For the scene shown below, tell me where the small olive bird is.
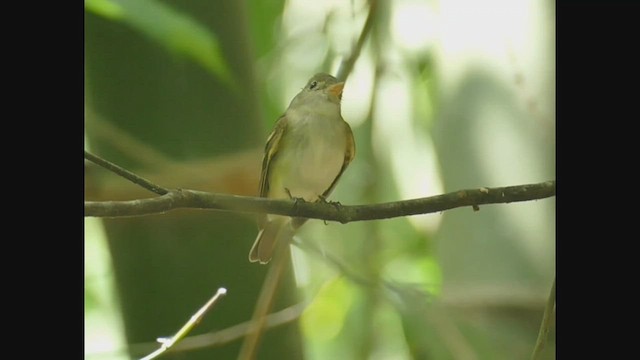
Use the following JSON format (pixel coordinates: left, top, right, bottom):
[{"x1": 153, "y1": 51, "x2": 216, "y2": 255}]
[{"x1": 249, "y1": 73, "x2": 356, "y2": 264}]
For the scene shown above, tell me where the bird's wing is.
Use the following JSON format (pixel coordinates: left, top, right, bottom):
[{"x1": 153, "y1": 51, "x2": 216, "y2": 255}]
[
  {"x1": 257, "y1": 116, "x2": 288, "y2": 227},
  {"x1": 259, "y1": 115, "x2": 288, "y2": 198}
]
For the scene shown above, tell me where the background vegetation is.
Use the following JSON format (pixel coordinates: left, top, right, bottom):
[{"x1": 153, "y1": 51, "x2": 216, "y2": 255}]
[{"x1": 84, "y1": 0, "x2": 555, "y2": 359}]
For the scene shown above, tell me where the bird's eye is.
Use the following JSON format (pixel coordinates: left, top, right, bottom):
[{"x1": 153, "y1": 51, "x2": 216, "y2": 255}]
[{"x1": 309, "y1": 81, "x2": 318, "y2": 90}]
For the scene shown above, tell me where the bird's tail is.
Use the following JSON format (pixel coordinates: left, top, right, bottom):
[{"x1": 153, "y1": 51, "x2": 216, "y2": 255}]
[{"x1": 249, "y1": 216, "x2": 293, "y2": 264}]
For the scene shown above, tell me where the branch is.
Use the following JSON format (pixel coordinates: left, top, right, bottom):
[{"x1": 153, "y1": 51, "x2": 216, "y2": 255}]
[
  {"x1": 530, "y1": 277, "x2": 556, "y2": 360},
  {"x1": 237, "y1": 240, "x2": 291, "y2": 360},
  {"x1": 336, "y1": 0, "x2": 377, "y2": 82},
  {"x1": 97, "y1": 302, "x2": 307, "y2": 358},
  {"x1": 84, "y1": 150, "x2": 169, "y2": 195},
  {"x1": 140, "y1": 287, "x2": 227, "y2": 360},
  {"x1": 156, "y1": 301, "x2": 306, "y2": 353},
  {"x1": 293, "y1": 237, "x2": 378, "y2": 288},
  {"x1": 85, "y1": 181, "x2": 556, "y2": 221}
]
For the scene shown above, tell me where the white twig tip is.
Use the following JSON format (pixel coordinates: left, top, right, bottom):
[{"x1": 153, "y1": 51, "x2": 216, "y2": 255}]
[{"x1": 218, "y1": 287, "x2": 227, "y2": 295}]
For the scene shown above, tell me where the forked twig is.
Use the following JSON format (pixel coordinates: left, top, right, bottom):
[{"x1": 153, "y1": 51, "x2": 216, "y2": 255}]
[
  {"x1": 140, "y1": 287, "x2": 227, "y2": 360},
  {"x1": 84, "y1": 150, "x2": 169, "y2": 195}
]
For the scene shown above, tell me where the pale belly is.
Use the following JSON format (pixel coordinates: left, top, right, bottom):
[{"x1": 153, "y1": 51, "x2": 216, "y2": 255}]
[{"x1": 268, "y1": 118, "x2": 347, "y2": 202}]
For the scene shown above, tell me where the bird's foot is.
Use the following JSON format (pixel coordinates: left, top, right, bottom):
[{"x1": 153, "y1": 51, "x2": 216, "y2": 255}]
[
  {"x1": 317, "y1": 194, "x2": 342, "y2": 210},
  {"x1": 285, "y1": 188, "x2": 306, "y2": 210}
]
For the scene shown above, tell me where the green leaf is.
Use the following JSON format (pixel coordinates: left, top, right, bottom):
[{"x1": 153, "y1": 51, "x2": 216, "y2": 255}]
[
  {"x1": 301, "y1": 277, "x2": 354, "y2": 342},
  {"x1": 85, "y1": 0, "x2": 234, "y2": 87},
  {"x1": 85, "y1": 0, "x2": 124, "y2": 19}
]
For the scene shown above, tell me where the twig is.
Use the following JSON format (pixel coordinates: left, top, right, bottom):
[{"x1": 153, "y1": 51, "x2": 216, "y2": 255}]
[
  {"x1": 125, "y1": 301, "x2": 308, "y2": 356},
  {"x1": 84, "y1": 150, "x2": 169, "y2": 195},
  {"x1": 296, "y1": 237, "x2": 476, "y2": 359},
  {"x1": 84, "y1": 181, "x2": 556, "y2": 220},
  {"x1": 336, "y1": 0, "x2": 377, "y2": 82},
  {"x1": 293, "y1": 238, "x2": 378, "y2": 288},
  {"x1": 531, "y1": 278, "x2": 556, "y2": 360},
  {"x1": 140, "y1": 287, "x2": 227, "y2": 360}
]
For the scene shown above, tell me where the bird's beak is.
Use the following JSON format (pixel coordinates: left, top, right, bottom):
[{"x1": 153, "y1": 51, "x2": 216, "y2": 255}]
[{"x1": 327, "y1": 82, "x2": 345, "y2": 99}]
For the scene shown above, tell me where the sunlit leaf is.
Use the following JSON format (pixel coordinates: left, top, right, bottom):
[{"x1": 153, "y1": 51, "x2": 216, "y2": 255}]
[
  {"x1": 301, "y1": 277, "x2": 354, "y2": 342},
  {"x1": 85, "y1": 0, "x2": 124, "y2": 20}
]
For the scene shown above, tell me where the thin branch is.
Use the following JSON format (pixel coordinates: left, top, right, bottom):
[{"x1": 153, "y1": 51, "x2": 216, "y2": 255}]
[
  {"x1": 335, "y1": 0, "x2": 377, "y2": 82},
  {"x1": 140, "y1": 287, "x2": 227, "y2": 360},
  {"x1": 84, "y1": 181, "x2": 556, "y2": 221},
  {"x1": 297, "y1": 237, "x2": 477, "y2": 359},
  {"x1": 295, "y1": 237, "x2": 432, "y2": 307},
  {"x1": 441, "y1": 285, "x2": 548, "y2": 310},
  {"x1": 95, "y1": 302, "x2": 307, "y2": 358},
  {"x1": 531, "y1": 277, "x2": 556, "y2": 360},
  {"x1": 84, "y1": 150, "x2": 169, "y2": 195},
  {"x1": 237, "y1": 238, "x2": 291, "y2": 360},
  {"x1": 293, "y1": 237, "x2": 378, "y2": 288}
]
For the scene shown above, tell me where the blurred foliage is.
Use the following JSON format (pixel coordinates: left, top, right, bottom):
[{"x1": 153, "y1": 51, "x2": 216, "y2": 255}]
[
  {"x1": 85, "y1": 0, "x2": 234, "y2": 87},
  {"x1": 245, "y1": 0, "x2": 285, "y2": 59},
  {"x1": 85, "y1": 0, "x2": 555, "y2": 359}
]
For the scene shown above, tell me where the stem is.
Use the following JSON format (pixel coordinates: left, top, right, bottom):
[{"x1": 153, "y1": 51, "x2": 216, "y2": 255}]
[
  {"x1": 336, "y1": 0, "x2": 377, "y2": 82},
  {"x1": 140, "y1": 287, "x2": 227, "y2": 360},
  {"x1": 237, "y1": 238, "x2": 291, "y2": 359},
  {"x1": 84, "y1": 150, "x2": 169, "y2": 195},
  {"x1": 531, "y1": 278, "x2": 556, "y2": 360}
]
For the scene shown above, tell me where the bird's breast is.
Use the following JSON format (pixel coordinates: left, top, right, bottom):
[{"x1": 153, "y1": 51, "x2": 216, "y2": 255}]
[{"x1": 271, "y1": 112, "x2": 347, "y2": 201}]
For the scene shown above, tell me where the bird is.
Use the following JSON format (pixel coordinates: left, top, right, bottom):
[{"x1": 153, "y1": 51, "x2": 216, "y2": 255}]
[{"x1": 249, "y1": 73, "x2": 356, "y2": 264}]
